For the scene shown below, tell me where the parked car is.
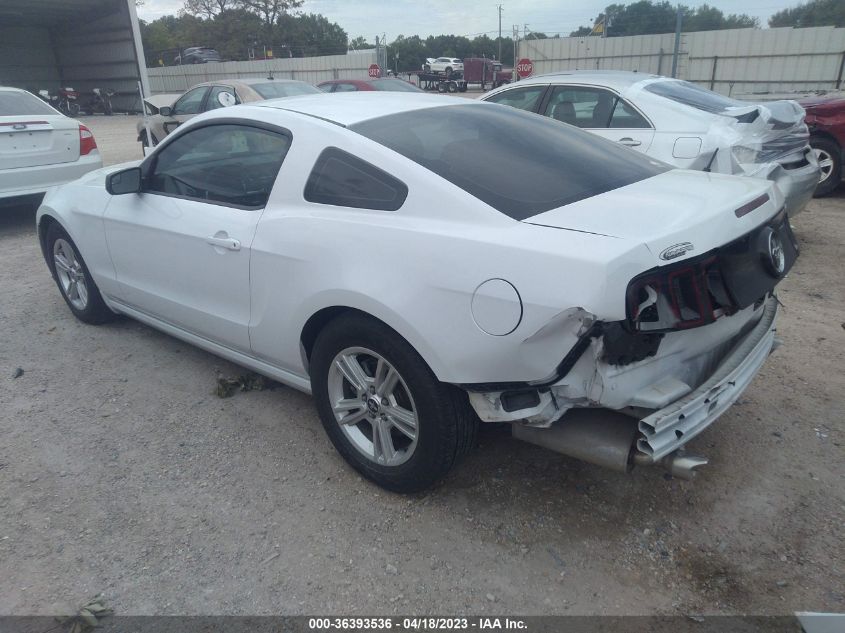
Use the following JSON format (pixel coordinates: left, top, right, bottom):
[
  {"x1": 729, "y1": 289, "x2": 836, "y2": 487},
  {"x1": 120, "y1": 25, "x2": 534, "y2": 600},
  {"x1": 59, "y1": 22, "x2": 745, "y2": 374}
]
[
  {"x1": 1, "y1": 87, "x2": 101, "y2": 207},
  {"x1": 176, "y1": 47, "x2": 222, "y2": 64},
  {"x1": 798, "y1": 94, "x2": 845, "y2": 197},
  {"x1": 423, "y1": 57, "x2": 463, "y2": 76},
  {"x1": 39, "y1": 94, "x2": 795, "y2": 491},
  {"x1": 318, "y1": 78, "x2": 422, "y2": 93},
  {"x1": 136, "y1": 78, "x2": 321, "y2": 147},
  {"x1": 483, "y1": 71, "x2": 820, "y2": 216}
]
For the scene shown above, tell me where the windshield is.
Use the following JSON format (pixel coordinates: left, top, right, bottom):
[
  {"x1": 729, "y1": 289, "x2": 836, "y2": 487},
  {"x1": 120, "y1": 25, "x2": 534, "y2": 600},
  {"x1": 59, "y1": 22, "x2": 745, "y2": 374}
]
[
  {"x1": 351, "y1": 103, "x2": 668, "y2": 220},
  {"x1": 0, "y1": 90, "x2": 59, "y2": 116},
  {"x1": 370, "y1": 79, "x2": 422, "y2": 92},
  {"x1": 252, "y1": 82, "x2": 321, "y2": 99},
  {"x1": 644, "y1": 79, "x2": 749, "y2": 114}
]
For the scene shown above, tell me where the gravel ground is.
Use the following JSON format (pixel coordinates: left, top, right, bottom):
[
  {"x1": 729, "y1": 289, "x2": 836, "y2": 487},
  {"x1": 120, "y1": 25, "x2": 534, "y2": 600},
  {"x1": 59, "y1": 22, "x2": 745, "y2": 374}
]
[{"x1": 0, "y1": 115, "x2": 842, "y2": 616}]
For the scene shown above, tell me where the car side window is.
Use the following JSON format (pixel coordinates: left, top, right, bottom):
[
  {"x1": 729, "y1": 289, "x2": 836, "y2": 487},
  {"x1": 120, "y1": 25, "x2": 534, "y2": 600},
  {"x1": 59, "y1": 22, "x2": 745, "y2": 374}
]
[
  {"x1": 543, "y1": 86, "x2": 619, "y2": 128},
  {"x1": 304, "y1": 147, "x2": 408, "y2": 211},
  {"x1": 485, "y1": 86, "x2": 546, "y2": 112},
  {"x1": 333, "y1": 83, "x2": 357, "y2": 92},
  {"x1": 609, "y1": 99, "x2": 651, "y2": 129},
  {"x1": 171, "y1": 87, "x2": 209, "y2": 115},
  {"x1": 145, "y1": 123, "x2": 291, "y2": 208},
  {"x1": 205, "y1": 86, "x2": 238, "y2": 111}
]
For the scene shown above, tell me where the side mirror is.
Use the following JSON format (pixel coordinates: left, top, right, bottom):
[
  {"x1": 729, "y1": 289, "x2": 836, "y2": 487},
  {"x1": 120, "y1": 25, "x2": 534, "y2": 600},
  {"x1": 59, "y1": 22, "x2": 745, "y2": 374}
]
[
  {"x1": 107, "y1": 167, "x2": 142, "y2": 195},
  {"x1": 159, "y1": 106, "x2": 173, "y2": 117}
]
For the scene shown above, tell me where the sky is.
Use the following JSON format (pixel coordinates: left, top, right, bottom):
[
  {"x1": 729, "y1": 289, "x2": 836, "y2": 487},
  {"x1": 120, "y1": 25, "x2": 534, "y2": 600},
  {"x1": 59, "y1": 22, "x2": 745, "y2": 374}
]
[{"x1": 137, "y1": 0, "x2": 801, "y2": 41}]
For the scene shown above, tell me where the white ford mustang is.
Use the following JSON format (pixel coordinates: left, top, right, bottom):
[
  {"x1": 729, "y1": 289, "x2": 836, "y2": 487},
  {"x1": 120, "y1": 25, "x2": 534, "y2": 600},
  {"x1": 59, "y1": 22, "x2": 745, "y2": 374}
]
[{"x1": 36, "y1": 93, "x2": 797, "y2": 491}]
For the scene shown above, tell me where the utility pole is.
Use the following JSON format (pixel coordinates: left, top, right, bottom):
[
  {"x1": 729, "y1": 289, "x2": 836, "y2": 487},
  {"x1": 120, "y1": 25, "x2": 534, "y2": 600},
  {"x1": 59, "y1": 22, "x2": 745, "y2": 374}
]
[
  {"x1": 513, "y1": 24, "x2": 519, "y2": 79},
  {"x1": 497, "y1": 4, "x2": 503, "y2": 61},
  {"x1": 671, "y1": 5, "x2": 682, "y2": 78}
]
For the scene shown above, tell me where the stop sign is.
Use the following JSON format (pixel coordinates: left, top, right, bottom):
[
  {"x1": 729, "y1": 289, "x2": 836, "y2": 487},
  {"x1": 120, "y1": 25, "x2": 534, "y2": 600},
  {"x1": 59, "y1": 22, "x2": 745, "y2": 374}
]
[
  {"x1": 516, "y1": 58, "x2": 533, "y2": 78},
  {"x1": 368, "y1": 64, "x2": 381, "y2": 78}
]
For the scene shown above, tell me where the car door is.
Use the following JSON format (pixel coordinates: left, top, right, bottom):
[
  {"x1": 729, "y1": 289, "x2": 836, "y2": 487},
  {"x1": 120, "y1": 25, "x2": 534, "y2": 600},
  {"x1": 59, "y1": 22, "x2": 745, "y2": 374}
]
[
  {"x1": 103, "y1": 121, "x2": 291, "y2": 352},
  {"x1": 540, "y1": 85, "x2": 655, "y2": 153},
  {"x1": 160, "y1": 86, "x2": 209, "y2": 137},
  {"x1": 483, "y1": 85, "x2": 549, "y2": 113}
]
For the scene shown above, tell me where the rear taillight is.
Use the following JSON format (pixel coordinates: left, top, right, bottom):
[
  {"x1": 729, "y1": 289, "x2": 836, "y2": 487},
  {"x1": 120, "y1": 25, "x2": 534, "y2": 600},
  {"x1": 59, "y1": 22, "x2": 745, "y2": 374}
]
[
  {"x1": 626, "y1": 256, "x2": 728, "y2": 332},
  {"x1": 79, "y1": 124, "x2": 97, "y2": 155}
]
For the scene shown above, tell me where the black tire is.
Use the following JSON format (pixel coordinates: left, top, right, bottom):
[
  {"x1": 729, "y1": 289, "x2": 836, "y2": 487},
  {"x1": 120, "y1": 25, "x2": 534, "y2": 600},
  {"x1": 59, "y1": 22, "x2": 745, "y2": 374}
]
[
  {"x1": 423, "y1": 64, "x2": 431, "y2": 73},
  {"x1": 310, "y1": 313, "x2": 477, "y2": 493},
  {"x1": 45, "y1": 223, "x2": 115, "y2": 325},
  {"x1": 810, "y1": 136, "x2": 842, "y2": 197},
  {"x1": 445, "y1": 67, "x2": 453, "y2": 78},
  {"x1": 447, "y1": 82, "x2": 457, "y2": 93},
  {"x1": 437, "y1": 82, "x2": 447, "y2": 93}
]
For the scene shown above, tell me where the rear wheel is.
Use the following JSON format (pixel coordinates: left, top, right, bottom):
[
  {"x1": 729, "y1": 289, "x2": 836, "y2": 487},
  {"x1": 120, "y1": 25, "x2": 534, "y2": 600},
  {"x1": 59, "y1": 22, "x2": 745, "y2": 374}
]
[
  {"x1": 310, "y1": 313, "x2": 477, "y2": 492},
  {"x1": 437, "y1": 82, "x2": 447, "y2": 93},
  {"x1": 66, "y1": 101, "x2": 80, "y2": 117},
  {"x1": 811, "y1": 137, "x2": 842, "y2": 197},
  {"x1": 45, "y1": 223, "x2": 114, "y2": 325}
]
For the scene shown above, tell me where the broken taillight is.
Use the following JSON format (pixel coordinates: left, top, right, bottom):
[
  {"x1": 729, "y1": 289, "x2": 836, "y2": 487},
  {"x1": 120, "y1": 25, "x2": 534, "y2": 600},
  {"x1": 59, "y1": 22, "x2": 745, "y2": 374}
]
[{"x1": 627, "y1": 256, "x2": 727, "y2": 332}]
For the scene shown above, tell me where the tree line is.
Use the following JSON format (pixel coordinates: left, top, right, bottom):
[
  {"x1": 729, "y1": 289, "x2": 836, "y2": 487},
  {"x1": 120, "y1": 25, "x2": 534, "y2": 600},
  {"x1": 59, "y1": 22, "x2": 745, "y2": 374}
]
[{"x1": 139, "y1": 0, "x2": 845, "y2": 68}]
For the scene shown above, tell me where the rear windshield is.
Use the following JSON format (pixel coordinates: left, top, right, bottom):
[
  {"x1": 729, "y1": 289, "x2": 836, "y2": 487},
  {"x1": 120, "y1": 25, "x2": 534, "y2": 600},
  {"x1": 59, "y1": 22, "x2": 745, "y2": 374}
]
[
  {"x1": 370, "y1": 79, "x2": 422, "y2": 92},
  {"x1": 252, "y1": 82, "x2": 321, "y2": 99},
  {"x1": 644, "y1": 80, "x2": 747, "y2": 114},
  {"x1": 0, "y1": 90, "x2": 58, "y2": 116},
  {"x1": 350, "y1": 103, "x2": 667, "y2": 220}
]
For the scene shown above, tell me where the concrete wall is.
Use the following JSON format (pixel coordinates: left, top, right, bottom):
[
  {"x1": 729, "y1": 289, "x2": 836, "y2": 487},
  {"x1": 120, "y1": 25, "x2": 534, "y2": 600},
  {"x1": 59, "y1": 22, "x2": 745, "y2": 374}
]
[
  {"x1": 146, "y1": 52, "x2": 379, "y2": 93},
  {"x1": 517, "y1": 26, "x2": 845, "y2": 98}
]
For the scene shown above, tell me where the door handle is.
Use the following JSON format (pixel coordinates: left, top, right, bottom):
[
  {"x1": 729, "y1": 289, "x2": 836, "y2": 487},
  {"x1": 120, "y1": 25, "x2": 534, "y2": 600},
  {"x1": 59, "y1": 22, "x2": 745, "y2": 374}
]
[
  {"x1": 206, "y1": 236, "x2": 241, "y2": 251},
  {"x1": 618, "y1": 137, "x2": 642, "y2": 147}
]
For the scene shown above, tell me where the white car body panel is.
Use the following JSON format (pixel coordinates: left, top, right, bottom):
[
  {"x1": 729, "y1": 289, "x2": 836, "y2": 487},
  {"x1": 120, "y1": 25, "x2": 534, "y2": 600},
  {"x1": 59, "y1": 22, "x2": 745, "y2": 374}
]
[{"x1": 36, "y1": 93, "x2": 793, "y2": 476}]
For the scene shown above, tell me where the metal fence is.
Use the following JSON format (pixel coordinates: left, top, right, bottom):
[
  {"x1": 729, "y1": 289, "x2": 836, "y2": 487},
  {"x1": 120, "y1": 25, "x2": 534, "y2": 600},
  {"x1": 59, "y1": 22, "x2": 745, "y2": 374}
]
[
  {"x1": 518, "y1": 26, "x2": 845, "y2": 98},
  {"x1": 147, "y1": 51, "x2": 378, "y2": 93}
]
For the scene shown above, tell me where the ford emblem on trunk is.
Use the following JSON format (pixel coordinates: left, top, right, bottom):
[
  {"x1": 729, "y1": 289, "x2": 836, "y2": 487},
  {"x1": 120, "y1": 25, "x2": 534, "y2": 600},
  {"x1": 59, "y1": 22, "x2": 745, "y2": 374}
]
[{"x1": 659, "y1": 242, "x2": 694, "y2": 261}]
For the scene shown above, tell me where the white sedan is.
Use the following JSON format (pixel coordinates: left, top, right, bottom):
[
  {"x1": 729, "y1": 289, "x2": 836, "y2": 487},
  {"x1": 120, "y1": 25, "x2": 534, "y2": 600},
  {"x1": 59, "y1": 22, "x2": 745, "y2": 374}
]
[
  {"x1": 1, "y1": 87, "x2": 102, "y2": 206},
  {"x1": 36, "y1": 93, "x2": 797, "y2": 491},
  {"x1": 483, "y1": 71, "x2": 820, "y2": 216}
]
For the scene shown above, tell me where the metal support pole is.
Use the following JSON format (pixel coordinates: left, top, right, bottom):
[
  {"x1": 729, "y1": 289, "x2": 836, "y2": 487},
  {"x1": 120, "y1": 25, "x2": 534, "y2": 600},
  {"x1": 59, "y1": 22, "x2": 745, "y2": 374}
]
[
  {"x1": 671, "y1": 6, "x2": 682, "y2": 79},
  {"x1": 710, "y1": 55, "x2": 719, "y2": 90},
  {"x1": 497, "y1": 4, "x2": 503, "y2": 61},
  {"x1": 837, "y1": 50, "x2": 845, "y2": 89}
]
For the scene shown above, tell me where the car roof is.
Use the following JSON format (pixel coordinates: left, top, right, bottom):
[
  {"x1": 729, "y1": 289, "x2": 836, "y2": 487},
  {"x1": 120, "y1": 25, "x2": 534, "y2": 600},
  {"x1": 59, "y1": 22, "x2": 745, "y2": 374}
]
[
  {"x1": 254, "y1": 92, "x2": 466, "y2": 126},
  {"x1": 514, "y1": 70, "x2": 663, "y2": 91}
]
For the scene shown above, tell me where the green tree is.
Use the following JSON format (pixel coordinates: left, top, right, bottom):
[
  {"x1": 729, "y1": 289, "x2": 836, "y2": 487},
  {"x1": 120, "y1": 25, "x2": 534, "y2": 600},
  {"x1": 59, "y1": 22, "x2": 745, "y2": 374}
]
[
  {"x1": 181, "y1": 0, "x2": 238, "y2": 19},
  {"x1": 570, "y1": 1, "x2": 758, "y2": 37},
  {"x1": 769, "y1": 0, "x2": 845, "y2": 27},
  {"x1": 239, "y1": 0, "x2": 303, "y2": 44},
  {"x1": 277, "y1": 12, "x2": 348, "y2": 57},
  {"x1": 348, "y1": 36, "x2": 373, "y2": 50}
]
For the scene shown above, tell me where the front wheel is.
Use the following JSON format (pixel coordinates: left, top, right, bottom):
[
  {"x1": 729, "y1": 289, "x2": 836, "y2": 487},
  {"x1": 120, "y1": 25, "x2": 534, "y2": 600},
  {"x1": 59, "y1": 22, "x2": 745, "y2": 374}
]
[
  {"x1": 45, "y1": 223, "x2": 114, "y2": 324},
  {"x1": 811, "y1": 137, "x2": 842, "y2": 197},
  {"x1": 66, "y1": 101, "x2": 80, "y2": 117},
  {"x1": 310, "y1": 314, "x2": 477, "y2": 492}
]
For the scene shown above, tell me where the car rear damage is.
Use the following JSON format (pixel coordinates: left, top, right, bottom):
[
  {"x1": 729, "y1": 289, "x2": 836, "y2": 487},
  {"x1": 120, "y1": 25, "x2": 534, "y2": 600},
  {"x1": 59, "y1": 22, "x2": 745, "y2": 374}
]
[{"x1": 465, "y1": 192, "x2": 798, "y2": 480}]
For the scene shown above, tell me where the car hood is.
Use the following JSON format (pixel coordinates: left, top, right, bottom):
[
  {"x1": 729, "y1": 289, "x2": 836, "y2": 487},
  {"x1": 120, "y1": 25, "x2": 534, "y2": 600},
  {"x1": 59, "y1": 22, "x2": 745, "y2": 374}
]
[{"x1": 524, "y1": 169, "x2": 782, "y2": 262}]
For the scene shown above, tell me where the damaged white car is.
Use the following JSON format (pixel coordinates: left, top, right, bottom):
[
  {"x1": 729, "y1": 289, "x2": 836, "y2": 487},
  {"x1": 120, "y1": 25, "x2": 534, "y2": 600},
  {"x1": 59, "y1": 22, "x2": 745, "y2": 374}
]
[
  {"x1": 483, "y1": 71, "x2": 820, "y2": 216},
  {"x1": 36, "y1": 94, "x2": 797, "y2": 492}
]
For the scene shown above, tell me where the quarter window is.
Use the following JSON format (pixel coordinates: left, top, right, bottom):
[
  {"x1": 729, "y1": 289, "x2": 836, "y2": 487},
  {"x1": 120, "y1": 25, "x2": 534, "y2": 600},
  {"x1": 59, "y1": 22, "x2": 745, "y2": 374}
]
[
  {"x1": 333, "y1": 83, "x2": 358, "y2": 92},
  {"x1": 205, "y1": 86, "x2": 238, "y2": 110},
  {"x1": 146, "y1": 123, "x2": 290, "y2": 208},
  {"x1": 304, "y1": 147, "x2": 408, "y2": 211},
  {"x1": 484, "y1": 86, "x2": 546, "y2": 112}
]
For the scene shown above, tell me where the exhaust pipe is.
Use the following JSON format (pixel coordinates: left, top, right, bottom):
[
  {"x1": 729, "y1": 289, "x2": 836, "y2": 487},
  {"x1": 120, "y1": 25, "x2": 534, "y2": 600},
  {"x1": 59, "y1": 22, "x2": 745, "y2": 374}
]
[
  {"x1": 512, "y1": 409, "x2": 639, "y2": 473},
  {"x1": 512, "y1": 409, "x2": 708, "y2": 479}
]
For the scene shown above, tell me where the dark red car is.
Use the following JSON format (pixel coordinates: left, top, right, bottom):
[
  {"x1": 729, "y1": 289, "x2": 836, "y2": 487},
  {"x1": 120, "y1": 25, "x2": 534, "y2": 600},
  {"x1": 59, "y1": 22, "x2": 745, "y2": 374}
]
[
  {"x1": 799, "y1": 94, "x2": 845, "y2": 196},
  {"x1": 317, "y1": 78, "x2": 423, "y2": 93}
]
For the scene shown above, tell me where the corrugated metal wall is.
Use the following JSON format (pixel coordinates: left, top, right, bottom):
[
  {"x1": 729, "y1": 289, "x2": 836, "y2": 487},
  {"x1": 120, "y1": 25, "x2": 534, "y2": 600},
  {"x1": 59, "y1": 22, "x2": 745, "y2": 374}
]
[
  {"x1": 518, "y1": 26, "x2": 845, "y2": 97},
  {"x1": 53, "y1": 5, "x2": 146, "y2": 112},
  {"x1": 0, "y1": 0, "x2": 148, "y2": 113},
  {"x1": 146, "y1": 52, "x2": 379, "y2": 93}
]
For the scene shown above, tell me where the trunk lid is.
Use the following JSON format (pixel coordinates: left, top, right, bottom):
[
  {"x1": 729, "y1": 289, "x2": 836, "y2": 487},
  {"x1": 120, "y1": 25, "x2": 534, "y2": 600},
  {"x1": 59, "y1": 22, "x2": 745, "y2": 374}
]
[
  {"x1": 524, "y1": 169, "x2": 780, "y2": 261},
  {"x1": 0, "y1": 115, "x2": 80, "y2": 170}
]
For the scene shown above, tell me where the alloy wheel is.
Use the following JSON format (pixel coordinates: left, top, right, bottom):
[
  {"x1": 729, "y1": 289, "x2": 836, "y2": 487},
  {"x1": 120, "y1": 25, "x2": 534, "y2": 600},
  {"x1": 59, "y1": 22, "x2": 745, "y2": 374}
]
[
  {"x1": 53, "y1": 238, "x2": 89, "y2": 310},
  {"x1": 327, "y1": 347, "x2": 419, "y2": 466},
  {"x1": 814, "y1": 147, "x2": 834, "y2": 184}
]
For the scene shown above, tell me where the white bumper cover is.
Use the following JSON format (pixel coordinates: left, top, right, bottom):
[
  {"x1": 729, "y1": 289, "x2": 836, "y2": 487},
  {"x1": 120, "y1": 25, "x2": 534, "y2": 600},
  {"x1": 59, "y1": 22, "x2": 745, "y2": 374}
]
[{"x1": 636, "y1": 295, "x2": 778, "y2": 461}]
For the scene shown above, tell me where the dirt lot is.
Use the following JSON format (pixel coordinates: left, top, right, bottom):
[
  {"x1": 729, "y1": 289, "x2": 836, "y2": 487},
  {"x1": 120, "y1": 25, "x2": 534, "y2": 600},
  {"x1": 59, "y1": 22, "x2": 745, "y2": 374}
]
[{"x1": 0, "y1": 115, "x2": 843, "y2": 616}]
